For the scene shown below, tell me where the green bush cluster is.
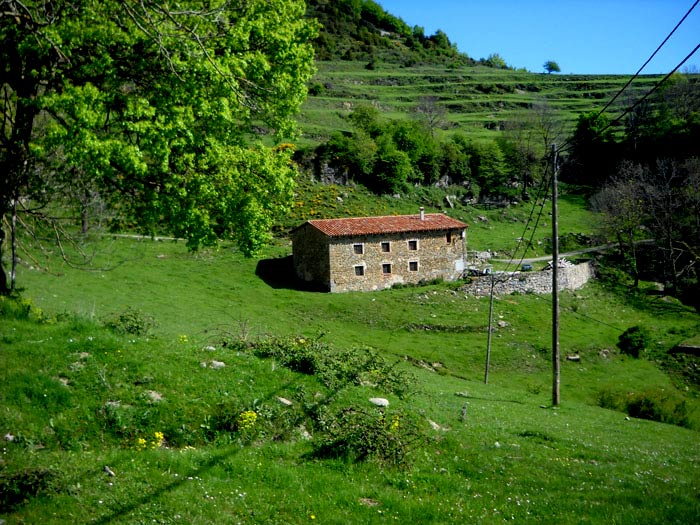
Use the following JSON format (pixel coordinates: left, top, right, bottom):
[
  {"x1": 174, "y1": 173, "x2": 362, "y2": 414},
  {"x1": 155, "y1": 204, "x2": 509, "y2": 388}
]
[
  {"x1": 617, "y1": 325, "x2": 650, "y2": 358},
  {"x1": 0, "y1": 465, "x2": 63, "y2": 512},
  {"x1": 312, "y1": 407, "x2": 426, "y2": 468},
  {"x1": 234, "y1": 335, "x2": 416, "y2": 398},
  {"x1": 302, "y1": 104, "x2": 527, "y2": 201},
  {"x1": 597, "y1": 387, "x2": 690, "y2": 428},
  {"x1": 103, "y1": 307, "x2": 156, "y2": 336}
]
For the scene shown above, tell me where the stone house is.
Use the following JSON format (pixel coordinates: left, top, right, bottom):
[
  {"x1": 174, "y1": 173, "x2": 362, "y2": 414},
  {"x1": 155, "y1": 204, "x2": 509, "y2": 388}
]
[{"x1": 291, "y1": 208, "x2": 468, "y2": 292}]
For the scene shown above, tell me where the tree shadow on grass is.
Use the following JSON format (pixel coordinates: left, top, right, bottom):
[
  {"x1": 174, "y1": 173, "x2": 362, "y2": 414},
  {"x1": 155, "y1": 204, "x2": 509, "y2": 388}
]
[{"x1": 255, "y1": 255, "x2": 326, "y2": 292}]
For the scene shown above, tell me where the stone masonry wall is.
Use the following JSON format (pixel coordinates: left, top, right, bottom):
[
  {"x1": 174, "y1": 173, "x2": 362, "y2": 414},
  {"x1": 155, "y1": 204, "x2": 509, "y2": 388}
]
[
  {"x1": 462, "y1": 261, "x2": 595, "y2": 297},
  {"x1": 291, "y1": 224, "x2": 331, "y2": 285},
  {"x1": 329, "y1": 229, "x2": 466, "y2": 292}
]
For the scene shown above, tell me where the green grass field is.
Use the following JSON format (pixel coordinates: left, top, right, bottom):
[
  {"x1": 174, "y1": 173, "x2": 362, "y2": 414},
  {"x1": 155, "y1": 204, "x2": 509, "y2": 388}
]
[{"x1": 3, "y1": 192, "x2": 699, "y2": 523}]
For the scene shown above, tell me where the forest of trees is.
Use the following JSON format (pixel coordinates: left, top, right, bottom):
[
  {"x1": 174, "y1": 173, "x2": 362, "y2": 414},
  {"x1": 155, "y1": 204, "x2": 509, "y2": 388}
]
[{"x1": 297, "y1": 100, "x2": 556, "y2": 203}]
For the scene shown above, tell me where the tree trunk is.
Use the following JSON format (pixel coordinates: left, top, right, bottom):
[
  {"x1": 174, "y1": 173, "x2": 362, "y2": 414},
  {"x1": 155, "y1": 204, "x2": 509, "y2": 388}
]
[
  {"x1": 0, "y1": 216, "x2": 8, "y2": 295},
  {"x1": 11, "y1": 199, "x2": 17, "y2": 291}
]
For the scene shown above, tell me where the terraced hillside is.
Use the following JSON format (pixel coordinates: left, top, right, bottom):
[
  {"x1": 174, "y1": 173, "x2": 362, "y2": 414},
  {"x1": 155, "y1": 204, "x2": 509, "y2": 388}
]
[{"x1": 299, "y1": 61, "x2": 663, "y2": 146}]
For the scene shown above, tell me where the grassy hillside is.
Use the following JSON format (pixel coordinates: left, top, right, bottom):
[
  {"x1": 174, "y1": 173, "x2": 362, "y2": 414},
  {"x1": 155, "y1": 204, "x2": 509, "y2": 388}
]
[
  {"x1": 299, "y1": 61, "x2": 662, "y2": 147},
  {"x1": 2, "y1": 217, "x2": 699, "y2": 522}
]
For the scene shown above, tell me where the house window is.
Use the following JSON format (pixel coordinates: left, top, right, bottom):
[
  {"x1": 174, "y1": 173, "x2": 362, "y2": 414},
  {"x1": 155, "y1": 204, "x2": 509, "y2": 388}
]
[
  {"x1": 354, "y1": 265, "x2": 365, "y2": 276},
  {"x1": 353, "y1": 243, "x2": 364, "y2": 255},
  {"x1": 446, "y1": 231, "x2": 452, "y2": 243},
  {"x1": 381, "y1": 241, "x2": 391, "y2": 253},
  {"x1": 382, "y1": 263, "x2": 392, "y2": 275},
  {"x1": 408, "y1": 239, "x2": 418, "y2": 251},
  {"x1": 409, "y1": 261, "x2": 418, "y2": 272}
]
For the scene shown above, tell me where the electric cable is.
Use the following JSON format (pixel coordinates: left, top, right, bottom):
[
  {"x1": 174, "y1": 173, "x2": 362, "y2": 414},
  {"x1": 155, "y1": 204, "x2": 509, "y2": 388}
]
[{"x1": 594, "y1": 0, "x2": 699, "y2": 119}]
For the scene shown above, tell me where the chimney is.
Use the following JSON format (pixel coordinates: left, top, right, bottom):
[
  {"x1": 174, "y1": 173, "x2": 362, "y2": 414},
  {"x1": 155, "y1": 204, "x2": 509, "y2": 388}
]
[{"x1": 419, "y1": 207, "x2": 425, "y2": 220}]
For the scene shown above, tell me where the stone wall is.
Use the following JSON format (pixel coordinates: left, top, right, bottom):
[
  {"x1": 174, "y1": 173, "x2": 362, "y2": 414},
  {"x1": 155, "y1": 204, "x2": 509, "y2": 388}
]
[
  {"x1": 328, "y1": 230, "x2": 466, "y2": 292},
  {"x1": 291, "y1": 224, "x2": 331, "y2": 285},
  {"x1": 292, "y1": 223, "x2": 467, "y2": 292},
  {"x1": 462, "y1": 261, "x2": 595, "y2": 297}
]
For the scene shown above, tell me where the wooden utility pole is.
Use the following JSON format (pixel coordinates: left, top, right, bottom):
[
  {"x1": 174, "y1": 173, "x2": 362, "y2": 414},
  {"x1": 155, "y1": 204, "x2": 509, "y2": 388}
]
[
  {"x1": 484, "y1": 272, "x2": 495, "y2": 384},
  {"x1": 551, "y1": 144, "x2": 561, "y2": 406}
]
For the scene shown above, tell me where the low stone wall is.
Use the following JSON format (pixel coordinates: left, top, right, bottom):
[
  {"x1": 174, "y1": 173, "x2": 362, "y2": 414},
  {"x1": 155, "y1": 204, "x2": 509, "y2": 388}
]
[{"x1": 462, "y1": 261, "x2": 595, "y2": 297}]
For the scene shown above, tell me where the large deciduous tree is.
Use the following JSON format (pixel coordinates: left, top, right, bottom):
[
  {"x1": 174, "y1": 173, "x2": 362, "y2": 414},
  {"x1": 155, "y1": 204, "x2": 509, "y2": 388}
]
[{"x1": 0, "y1": 0, "x2": 317, "y2": 293}]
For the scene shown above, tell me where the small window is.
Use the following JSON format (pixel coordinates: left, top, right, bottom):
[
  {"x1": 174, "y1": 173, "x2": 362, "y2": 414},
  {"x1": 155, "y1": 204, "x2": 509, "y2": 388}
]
[
  {"x1": 353, "y1": 243, "x2": 364, "y2": 255},
  {"x1": 382, "y1": 263, "x2": 392, "y2": 275},
  {"x1": 354, "y1": 265, "x2": 365, "y2": 276},
  {"x1": 381, "y1": 241, "x2": 391, "y2": 253},
  {"x1": 446, "y1": 231, "x2": 452, "y2": 243},
  {"x1": 409, "y1": 261, "x2": 418, "y2": 272},
  {"x1": 408, "y1": 240, "x2": 418, "y2": 251}
]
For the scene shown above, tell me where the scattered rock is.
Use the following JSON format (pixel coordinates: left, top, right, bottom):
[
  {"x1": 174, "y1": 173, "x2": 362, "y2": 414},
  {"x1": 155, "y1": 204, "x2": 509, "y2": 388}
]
[
  {"x1": 566, "y1": 354, "x2": 580, "y2": 362},
  {"x1": 103, "y1": 466, "x2": 116, "y2": 477},
  {"x1": 497, "y1": 320, "x2": 510, "y2": 328},
  {"x1": 277, "y1": 397, "x2": 293, "y2": 406},
  {"x1": 428, "y1": 419, "x2": 449, "y2": 431},
  {"x1": 369, "y1": 397, "x2": 389, "y2": 407},
  {"x1": 203, "y1": 345, "x2": 216, "y2": 352},
  {"x1": 4, "y1": 433, "x2": 15, "y2": 442},
  {"x1": 298, "y1": 425, "x2": 312, "y2": 440},
  {"x1": 200, "y1": 360, "x2": 226, "y2": 369},
  {"x1": 147, "y1": 390, "x2": 164, "y2": 402}
]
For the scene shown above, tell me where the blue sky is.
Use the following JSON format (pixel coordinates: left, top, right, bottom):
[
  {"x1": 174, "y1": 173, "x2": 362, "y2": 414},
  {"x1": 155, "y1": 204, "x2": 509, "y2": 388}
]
[{"x1": 376, "y1": 0, "x2": 700, "y2": 74}]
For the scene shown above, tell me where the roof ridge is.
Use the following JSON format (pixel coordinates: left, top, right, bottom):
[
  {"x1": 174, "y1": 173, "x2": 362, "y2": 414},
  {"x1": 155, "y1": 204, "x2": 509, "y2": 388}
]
[{"x1": 299, "y1": 213, "x2": 467, "y2": 238}]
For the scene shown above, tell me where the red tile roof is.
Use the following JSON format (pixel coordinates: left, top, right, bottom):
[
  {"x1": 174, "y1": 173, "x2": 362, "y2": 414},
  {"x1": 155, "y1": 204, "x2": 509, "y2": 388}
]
[{"x1": 304, "y1": 213, "x2": 467, "y2": 238}]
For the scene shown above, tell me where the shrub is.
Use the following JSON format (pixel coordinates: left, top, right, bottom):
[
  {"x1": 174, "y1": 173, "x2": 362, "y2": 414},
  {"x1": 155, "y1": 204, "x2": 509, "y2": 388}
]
[
  {"x1": 617, "y1": 326, "x2": 650, "y2": 358},
  {"x1": 233, "y1": 336, "x2": 416, "y2": 398},
  {"x1": 312, "y1": 407, "x2": 426, "y2": 468},
  {"x1": 626, "y1": 389, "x2": 689, "y2": 428},
  {"x1": 103, "y1": 307, "x2": 156, "y2": 336},
  {"x1": 0, "y1": 466, "x2": 63, "y2": 512},
  {"x1": 597, "y1": 387, "x2": 690, "y2": 428}
]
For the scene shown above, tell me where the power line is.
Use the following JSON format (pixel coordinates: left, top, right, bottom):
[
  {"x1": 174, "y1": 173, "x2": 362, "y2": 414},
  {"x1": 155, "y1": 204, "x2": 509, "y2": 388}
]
[
  {"x1": 594, "y1": 0, "x2": 700, "y2": 119},
  {"x1": 557, "y1": 2, "x2": 700, "y2": 155},
  {"x1": 607, "y1": 41, "x2": 700, "y2": 129}
]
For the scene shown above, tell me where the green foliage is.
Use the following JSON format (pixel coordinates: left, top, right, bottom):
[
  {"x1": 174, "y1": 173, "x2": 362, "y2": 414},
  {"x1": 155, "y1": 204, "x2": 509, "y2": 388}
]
[
  {"x1": 483, "y1": 53, "x2": 509, "y2": 69},
  {"x1": 0, "y1": 465, "x2": 63, "y2": 512},
  {"x1": 307, "y1": 0, "x2": 471, "y2": 66},
  {"x1": 307, "y1": 108, "x2": 522, "y2": 200},
  {"x1": 234, "y1": 335, "x2": 416, "y2": 398},
  {"x1": 543, "y1": 60, "x2": 561, "y2": 74},
  {"x1": 597, "y1": 387, "x2": 690, "y2": 428},
  {"x1": 312, "y1": 407, "x2": 426, "y2": 468},
  {"x1": 1, "y1": 0, "x2": 318, "y2": 293},
  {"x1": 617, "y1": 326, "x2": 651, "y2": 358},
  {"x1": 103, "y1": 307, "x2": 156, "y2": 336}
]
